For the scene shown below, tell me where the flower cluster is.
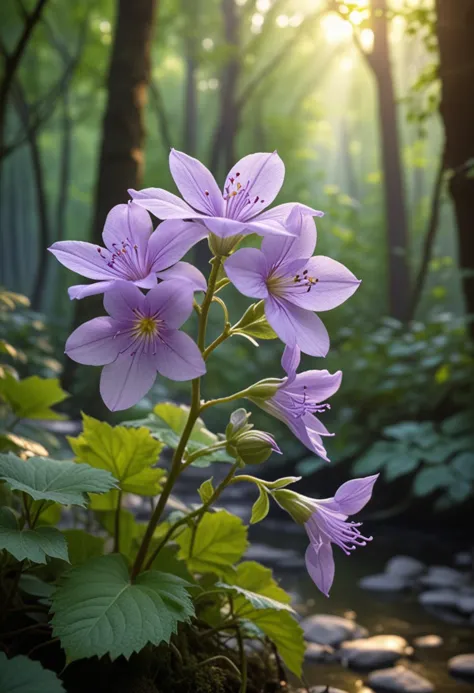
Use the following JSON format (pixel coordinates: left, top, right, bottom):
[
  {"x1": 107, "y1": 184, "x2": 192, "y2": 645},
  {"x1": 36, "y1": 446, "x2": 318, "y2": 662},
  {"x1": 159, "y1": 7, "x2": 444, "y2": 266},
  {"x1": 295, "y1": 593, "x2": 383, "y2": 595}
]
[{"x1": 51, "y1": 148, "x2": 377, "y2": 596}]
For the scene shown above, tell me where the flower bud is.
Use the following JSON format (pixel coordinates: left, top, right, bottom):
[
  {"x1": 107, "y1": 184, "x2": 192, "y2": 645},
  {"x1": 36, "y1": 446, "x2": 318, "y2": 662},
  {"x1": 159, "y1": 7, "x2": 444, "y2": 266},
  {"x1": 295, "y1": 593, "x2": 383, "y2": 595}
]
[
  {"x1": 229, "y1": 430, "x2": 281, "y2": 465},
  {"x1": 245, "y1": 378, "x2": 281, "y2": 402},
  {"x1": 225, "y1": 408, "x2": 252, "y2": 440},
  {"x1": 272, "y1": 489, "x2": 316, "y2": 524}
]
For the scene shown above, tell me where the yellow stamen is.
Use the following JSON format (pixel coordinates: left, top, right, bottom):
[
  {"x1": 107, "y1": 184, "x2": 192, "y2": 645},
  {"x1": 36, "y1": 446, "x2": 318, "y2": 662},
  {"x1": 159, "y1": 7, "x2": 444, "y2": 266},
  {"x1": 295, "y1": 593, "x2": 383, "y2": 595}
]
[{"x1": 135, "y1": 317, "x2": 157, "y2": 337}]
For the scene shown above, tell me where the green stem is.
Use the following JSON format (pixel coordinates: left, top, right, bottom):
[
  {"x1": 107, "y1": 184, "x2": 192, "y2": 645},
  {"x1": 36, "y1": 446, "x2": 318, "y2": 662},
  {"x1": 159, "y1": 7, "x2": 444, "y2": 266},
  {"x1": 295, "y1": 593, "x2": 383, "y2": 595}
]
[
  {"x1": 200, "y1": 386, "x2": 254, "y2": 413},
  {"x1": 203, "y1": 326, "x2": 231, "y2": 360},
  {"x1": 113, "y1": 490, "x2": 123, "y2": 553},
  {"x1": 212, "y1": 295, "x2": 229, "y2": 323},
  {"x1": 184, "y1": 440, "x2": 228, "y2": 466},
  {"x1": 131, "y1": 256, "x2": 223, "y2": 579}
]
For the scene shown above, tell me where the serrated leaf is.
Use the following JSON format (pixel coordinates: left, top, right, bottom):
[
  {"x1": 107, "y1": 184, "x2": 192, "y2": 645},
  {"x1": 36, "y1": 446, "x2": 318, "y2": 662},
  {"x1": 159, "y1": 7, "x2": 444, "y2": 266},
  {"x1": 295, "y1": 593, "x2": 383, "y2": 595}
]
[
  {"x1": 198, "y1": 477, "x2": 214, "y2": 504},
  {"x1": 0, "y1": 652, "x2": 64, "y2": 692},
  {"x1": 62, "y1": 529, "x2": 104, "y2": 565},
  {"x1": 19, "y1": 574, "x2": 55, "y2": 599},
  {"x1": 51, "y1": 554, "x2": 194, "y2": 660},
  {"x1": 231, "y1": 301, "x2": 277, "y2": 340},
  {"x1": 68, "y1": 414, "x2": 165, "y2": 495},
  {"x1": 217, "y1": 561, "x2": 292, "y2": 613},
  {"x1": 0, "y1": 507, "x2": 68, "y2": 563},
  {"x1": 413, "y1": 466, "x2": 454, "y2": 496},
  {"x1": 250, "y1": 486, "x2": 269, "y2": 524},
  {"x1": 99, "y1": 508, "x2": 140, "y2": 557},
  {"x1": 384, "y1": 452, "x2": 420, "y2": 481},
  {"x1": 0, "y1": 372, "x2": 67, "y2": 420},
  {"x1": 243, "y1": 610, "x2": 305, "y2": 676},
  {"x1": 0, "y1": 453, "x2": 117, "y2": 507},
  {"x1": 176, "y1": 510, "x2": 248, "y2": 577}
]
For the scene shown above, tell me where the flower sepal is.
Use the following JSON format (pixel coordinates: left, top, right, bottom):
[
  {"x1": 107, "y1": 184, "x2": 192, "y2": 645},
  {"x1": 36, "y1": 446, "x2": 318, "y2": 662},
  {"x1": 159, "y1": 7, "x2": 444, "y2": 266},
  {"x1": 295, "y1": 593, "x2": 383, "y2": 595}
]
[
  {"x1": 227, "y1": 429, "x2": 281, "y2": 466},
  {"x1": 208, "y1": 232, "x2": 244, "y2": 258},
  {"x1": 245, "y1": 378, "x2": 281, "y2": 402},
  {"x1": 272, "y1": 489, "x2": 317, "y2": 525}
]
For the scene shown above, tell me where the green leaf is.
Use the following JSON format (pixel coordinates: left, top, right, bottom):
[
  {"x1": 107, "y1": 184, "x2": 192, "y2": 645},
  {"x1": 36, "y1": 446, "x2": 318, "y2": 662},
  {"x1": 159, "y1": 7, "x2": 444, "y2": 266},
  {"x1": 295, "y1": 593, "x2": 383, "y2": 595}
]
[
  {"x1": 51, "y1": 554, "x2": 194, "y2": 660},
  {"x1": 0, "y1": 507, "x2": 68, "y2": 564},
  {"x1": 451, "y1": 451, "x2": 474, "y2": 480},
  {"x1": 250, "y1": 486, "x2": 269, "y2": 524},
  {"x1": 383, "y1": 421, "x2": 436, "y2": 445},
  {"x1": 0, "y1": 653, "x2": 65, "y2": 692},
  {"x1": 68, "y1": 414, "x2": 165, "y2": 495},
  {"x1": 62, "y1": 529, "x2": 104, "y2": 565},
  {"x1": 384, "y1": 452, "x2": 420, "y2": 481},
  {"x1": 0, "y1": 453, "x2": 117, "y2": 507},
  {"x1": 448, "y1": 479, "x2": 472, "y2": 503},
  {"x1": 217, "y1": 561, "x2": 293, "y2": 613},
  {"x1": 19, "y1": 574, "x2": 55, "y2": 599},
  {"x1": 413, "y1": 466, "x2": 454, "y2": 496},
  {"x1": 353, "y1": 441, "x2": 399, "y2": 475},
  {"x1": 244, "y1": 610, "x2": 305, "y2": 676},
  {"x1": 99, "y1": 508, "x2": 140, "y2": 557},
  {"x1": 176, "y1": 510, "x2": 248, "y2": 577},
  {"x1": 231, "y1": 301, "x2": 277, "y2": 340},
  {"x1": 0, "y1": 372, "x2": 68, "y2": 420},
  {"x1": 198, "y1": 477, "x2": 214, "y2": 504},
  {"x1": 441, "y1": 411, "x2": 472, "y2": 436}
]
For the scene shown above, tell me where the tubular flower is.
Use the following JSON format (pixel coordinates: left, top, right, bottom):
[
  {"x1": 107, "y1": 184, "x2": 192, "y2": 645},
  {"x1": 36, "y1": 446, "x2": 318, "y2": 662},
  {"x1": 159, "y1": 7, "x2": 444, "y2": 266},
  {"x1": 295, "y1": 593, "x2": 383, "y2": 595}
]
[
  {"x1": 129, "y1": 148, "x2": 323, "y2": 239},
  {"x1": 248, "y1": 345, "x2": 342, "y2": 461},
  {"x1": 49, "y1": 202, "x2": 207, "y2": 299},
  {"x1": 225, "y1": 209, "x2": 360, "y2": 356},
  {"x1": 65, "y1": 281, "x2": 205, "y2": 411},
  {"x1": 273, "y1": 475, "x2": 378, "y2": 596}
]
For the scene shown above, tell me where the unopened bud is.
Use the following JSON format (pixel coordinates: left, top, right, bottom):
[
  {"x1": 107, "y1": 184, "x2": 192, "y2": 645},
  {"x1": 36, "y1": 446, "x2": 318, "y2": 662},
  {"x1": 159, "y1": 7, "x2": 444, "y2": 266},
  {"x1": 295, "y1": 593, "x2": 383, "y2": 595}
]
[
  {"x1": 272, "y1": 489, "x2": 315, "y2": 524},
  {"x1": 226, "y1": 408, "x2": 251, "y2": 440},
  {"x1": 245, "y1": 378, "x2": 281, "y2": 402},
  {"x1": 230, "y1": 430, "x2": 281, "y2": 465}
]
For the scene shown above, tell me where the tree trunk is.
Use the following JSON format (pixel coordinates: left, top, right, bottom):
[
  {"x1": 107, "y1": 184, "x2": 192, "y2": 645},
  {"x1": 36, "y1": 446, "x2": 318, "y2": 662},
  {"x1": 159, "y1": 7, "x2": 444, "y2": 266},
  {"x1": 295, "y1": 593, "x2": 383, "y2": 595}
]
[
  {"x1": 369, "y1": 0, "x2": 410, "y2": 320},
  {"x1": 62, "y1": 0, "x2": 157, "y2": 393},
  {"x1": 436, "y1": 0, "x2": 474, "y2": 336},
  {"x1": 183, "y1": 0, "x2": 198, "y2": 155}
]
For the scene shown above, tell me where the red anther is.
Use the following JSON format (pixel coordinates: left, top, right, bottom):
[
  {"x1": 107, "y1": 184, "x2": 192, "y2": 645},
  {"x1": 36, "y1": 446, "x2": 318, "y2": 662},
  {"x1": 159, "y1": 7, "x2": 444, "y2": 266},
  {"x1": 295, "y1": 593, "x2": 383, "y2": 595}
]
[
  {"x1": 236, "y1": 172, "x2": 240, "y2": 176},
  {"x1": 205, "y1": 190, "x2": 209, "y2": 196}
]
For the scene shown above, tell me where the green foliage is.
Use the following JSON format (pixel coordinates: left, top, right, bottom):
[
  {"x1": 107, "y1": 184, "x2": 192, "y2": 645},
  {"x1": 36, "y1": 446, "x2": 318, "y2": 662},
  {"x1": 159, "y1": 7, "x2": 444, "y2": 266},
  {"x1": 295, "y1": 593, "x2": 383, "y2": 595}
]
[
  {"x1": 242, "y1": 610, "x2": 305, "y2": 677},
  {"x1": 176, "y1": 510, "x2": 248, "y2": 577},
  {"x1": 198, "y1": 477, "x2": 215, "y2": 504},
  {"x1": 0, "y1": 652, "x2": 65, "y2": 693},
  {"x1": 0, "y1": 507, "x2": 68, "y2": 563},
  {"x1": 0, "y1": 372, "x2": 67, "y2": 420},
  {"x1": 217, "y1": 561, "x2": 292, "y2": 613},
  {"x1": 0, "y1": 453, "x2": 117, "y2": 506},
  {"x1": 69, "y1": 414, "x2": 165, "y2": 495},
  {"x1": 230, "y1": 301, "x2": 277, "y2": 342},
  {"x1": 62, "y1": 529, "x2": 105, "y2": 565},
  {"x1": 51, "y1": 554, "x2": 194, "y2": 661},
  {"x1": 250, "y1": 486, "x2": 269, "y2": 524}
]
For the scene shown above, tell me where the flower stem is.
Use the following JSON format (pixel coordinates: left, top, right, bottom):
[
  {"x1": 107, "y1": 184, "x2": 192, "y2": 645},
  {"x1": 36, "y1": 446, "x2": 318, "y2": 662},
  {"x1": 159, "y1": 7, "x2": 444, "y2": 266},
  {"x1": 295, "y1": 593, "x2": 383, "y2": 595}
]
[
  {"x1": 113, "y1": 490, "x2": 123, "y2": 553},
  {"x1": 200, "y1": 386, "x2": 254, "y2": 413}
]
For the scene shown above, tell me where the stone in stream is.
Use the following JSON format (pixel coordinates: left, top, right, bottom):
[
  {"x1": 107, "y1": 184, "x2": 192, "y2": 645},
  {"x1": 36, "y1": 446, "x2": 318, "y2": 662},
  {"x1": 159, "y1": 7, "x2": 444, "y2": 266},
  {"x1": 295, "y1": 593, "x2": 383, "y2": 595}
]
[
  {"x1": 302, "y1": 688, "x2": 350, "y2": 693},
  {"x1": 456, "y1": 593, "x2": 474, "y2": 614},
  {"x1": 448, "y1": 654, "x2": 474, "y2": 679},
  {"x1": 454, "y1": 551, "x2": 472, "y2": 567},
  {"x1": 413, "y1": 634, "x2": 443, "y2": 648},
  {"x1": 367, "y1": 665, "x2": 434, "y2": 693},
  {"x1": 359, "y1": 573, "x2": 411, "y2": 592},
  {"x1": 339, "y1": 634, "x2": 410, "y2": 670},
  {"x1": 300, "y1": 614, "x2": 367, "y2": 646},
  {"x1": 418, "y1": 589, "x2": 458, "y2": 608},
  {"x1": 304, "y1": 642, "x2": 337, "y2": 662},
  {"x1": 419, "y1": 565, "x2": 468, "y2": 589},
  {"x1": 385, "y1": 556, "x2": 426, "y2": 578}
]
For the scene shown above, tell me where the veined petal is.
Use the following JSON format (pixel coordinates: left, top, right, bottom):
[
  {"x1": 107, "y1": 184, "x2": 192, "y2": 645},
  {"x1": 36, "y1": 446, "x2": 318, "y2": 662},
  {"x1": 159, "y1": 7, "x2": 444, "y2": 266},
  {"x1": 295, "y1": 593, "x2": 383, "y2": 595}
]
[
  {"x1": 129, "y1": 188, "x2": 203, "y2": 220},
  {"x1": 148, "y1": 219, "x2": 208, "y2": 272},
  {"x1": 68, "y1": 280, "x2": 117, "y2": 300},
  {"x1": 305, "y1": 542, "x2": 335, "y2": 597},
  {"x1": 103, "y1": 281, "x2": 145, "y2": 321},
  {"x1": 302, "y1": 412, "x2": 332, "y2": 437},
  {"x1": 257, "y1": 202, "x2": 324, "y2": 224},
  {"x1": 169, "y1": 149, "x2": 224, "y2": 216},
  {"x1": 102, "y1": 203, "x2": 153, "y2": 264},
  {"x1": 145, "y1": 280, "x2": 194, "y2": 329},
  {"x1": 333, "y1": 475, "x2": 379, "y2": 516},
  {"x1": 265, "y1": 296, "x2": 330, "y2": 357},
  {"x1": 287, "y1": 370, "x2": 342, "y2": 402},
  {"x1": 281, "y1": 344, "x2": 301, "y2": 382},
  {"x1": 48, "y1": 241, "x2": 120, "y2": 280},
  {"x1": 286, "y1": 416, "x2": 330, "y2": 461},
  {"x1": 155, "y1": 330, "x2": 206, "y2": 381},
  {"x1": 65, "y1": 317, "x2": 129, "y2": 366},
  {"x1": 156, "y1": 262, "x2": 207, "y2": 292},
  {"x1": 224, "y1": 248, "x2": 269, "y2": 299},
  {"x1": 202, "y1": 216, "x2": 247, "y2": 238},
  {"x1": 244, "y1": 218, "x2": 298, "y2": 237},
  {"x1": 134, "y1": 273, "x2": 158, "y2": 290},
  {"x1": 100, "y1": 349, "x2": 157, "y2": 411},
  {"x1": 285, "y1": 256, "x2": 361, "y2": 312},
  {"x1": 261, "y1": 213, "x2": 317, "y2": 269},
  {"x1": 224, "y1": 151, "x2": 285, "y2": 220}
]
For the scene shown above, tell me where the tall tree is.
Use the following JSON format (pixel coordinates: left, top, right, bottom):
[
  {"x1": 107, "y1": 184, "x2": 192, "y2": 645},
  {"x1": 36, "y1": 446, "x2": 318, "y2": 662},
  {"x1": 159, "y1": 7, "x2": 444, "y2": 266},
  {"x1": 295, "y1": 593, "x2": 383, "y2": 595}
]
[
  {"x1": 436, "y1": 0, "x2": 474, "y2": 336},
  {"x1": 182, "y1": 0, "x2": 199, "y2": 155}
]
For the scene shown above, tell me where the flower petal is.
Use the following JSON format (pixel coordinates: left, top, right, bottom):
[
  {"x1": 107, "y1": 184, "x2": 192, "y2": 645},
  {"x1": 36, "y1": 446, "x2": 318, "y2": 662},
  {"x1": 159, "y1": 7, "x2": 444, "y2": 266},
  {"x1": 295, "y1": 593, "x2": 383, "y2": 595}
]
[
  {"x1": 285, "y1": 256, "x2": 361, "y2": 311},
  {"x1": 134, "y1": 273, "x2": 158, "y2": 290},
  {"x1": 100, "y1": 350, "x2": 157, "y2": 411},
  {"x1": 103, "y1": 281, "x2": 145, "y2": 321},
  {"x1": 281, "y1": 345, "x2": 301, "y2": 382},
  {"x1": 169, "y1": 149, "x2": 224, "y2": 216},
  {"x1": 224, "y1": 248, "x2": 269, "y2": 299},
  {"x1": 305, "y1": 542, "x2": 335, "y2": 597},
  {"x1": 265, "y1": 296, "x2": 329, "y2": 357},
  {"x1": 257, "y1": 202, "x2": 324, "y2": 224},
  {"x1": 102, "y1": 203, "x2": 152, "y2": 261},
  {"x1": 65, "y1": 317, "x2": 129, "y2": 366},
  {"x1": 224, "y1": 151, "x2": 285, "y2": 220},
  {"x1": 287, "y1": 370, "x2": 342, "y2": 403},
  {"x1": 244, "y1": 218, "x2": 297, "y2": 237},
  {"x1": 129, "y1": 188, "x2": 203, "y2": 220},
  {"x1": 286, "y1": 415, "x2": 330, "y2": 461},
  {"x1": 145, "y1": 280, "x2": 194, "y2": 329},
  {"x1": 202, "y1": 216, "x2": 248, "y2": 238},
  {"x1": 261, "y1": 213, "x2": 317, "y2": 269},
  {"x1": 148, "y1": 219, "x2": 208, "y2": 272},
  {"x1": 155, "y1": 330, "x2": 206, "y2": 381},
  {"x1": 333, "y1": 475, "x2": 379, "y2": 516},
  {"x1": 156, "y1": 262, "x2": 207, "y2": 292},
  {"x1": 68, "y1": 281, "x2": 118, "y2": 300},
  {"x1": 48, "y1": 241, "x2": 120, "y2": 280}
]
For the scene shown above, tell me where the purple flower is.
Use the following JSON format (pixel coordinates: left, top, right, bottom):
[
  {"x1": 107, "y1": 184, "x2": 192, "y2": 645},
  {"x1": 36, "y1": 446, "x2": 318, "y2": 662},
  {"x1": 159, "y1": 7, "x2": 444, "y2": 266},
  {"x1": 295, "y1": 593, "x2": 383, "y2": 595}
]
[
  {"x1": 65, "y1": 281, "x2": 205, "y2": 411},
  {"x1": 249, "y1": 346, "x2": 341, "y2": 461},
  {"x1": 49, "y1": 202, "x2": 207, "y2": 299},
  {"x1": 129, "y1": 149, "x2": 322, "y2": 239},
  {"x1": 273, "y1": 475, "x2": 378, "y2": 596},
  {"x1": 225, "y1": 210, "x2": 360, "y2": 356}
]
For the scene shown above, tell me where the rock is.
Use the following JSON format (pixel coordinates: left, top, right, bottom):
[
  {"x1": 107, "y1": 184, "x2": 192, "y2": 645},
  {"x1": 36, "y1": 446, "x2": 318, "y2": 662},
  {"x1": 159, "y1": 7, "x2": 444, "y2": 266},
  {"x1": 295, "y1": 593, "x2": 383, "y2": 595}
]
[
  {"x1": 340, "y1": 635, "x2": 409, "y2": 669},
  {"x1": 454, "y1": 551, "x2": 472, "y2": 567},
  {"x1": 304, "y1": 642, "x2": 336, "y2": 662},
  {"x1": 419, "y1": 565, "x2": 468, "y2": 589},
  {"x1": 448, "y1": 654, "x2": 474, "y2": 679},
  {"x1": 386, "y1": 556, "x2": 426, "y2": 578},
  {"x1": 368, "y1": 665, "x2": 434, "y2": 692},
  {"x1": 359, "y1": 573, "x2": 410, "y2": 592},
  {"x1": 413, "y1": 635, "x2": 443, "y2": 648},
  {"x1": 457, "y1": 594, "x2": 474, "y2": 613},
  {"x1": 301, "y1": 614, "x2": 364, "y2": 646},
  {"x1": 307, "y1": 688, "x2": 350, "y2": 693},
  {"x1": 418, "y1": 589, "x2": 458, "y2": 607}
]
